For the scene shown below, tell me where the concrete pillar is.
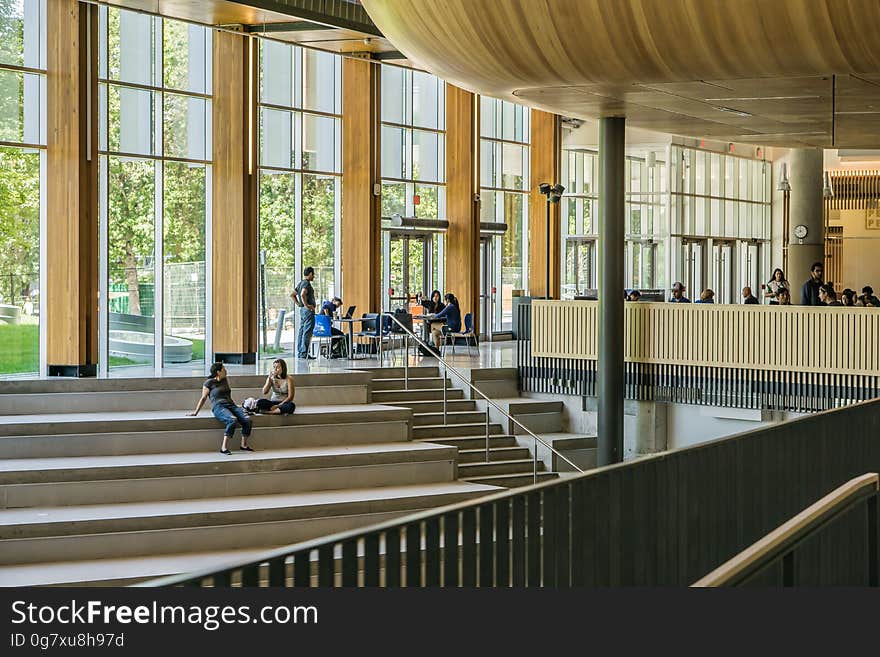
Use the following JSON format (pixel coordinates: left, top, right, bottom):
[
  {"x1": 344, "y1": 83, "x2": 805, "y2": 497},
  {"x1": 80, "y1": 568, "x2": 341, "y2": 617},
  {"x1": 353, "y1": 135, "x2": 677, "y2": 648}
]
[
  {"x1": 597, "y1": 117, "x2": 625, "y2": 465},
  {"x1": 787, "y1": 148, "x2": 824, "y2": 292}
]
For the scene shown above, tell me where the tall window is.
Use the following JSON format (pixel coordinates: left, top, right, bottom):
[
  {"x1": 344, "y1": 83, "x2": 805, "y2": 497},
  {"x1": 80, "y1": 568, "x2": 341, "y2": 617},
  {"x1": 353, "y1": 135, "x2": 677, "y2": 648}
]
[
  {"x1": 380, "y1": 66, "x2": 445, "y2": 311},
  {"x1": 670, "y1": 146, "x2": 770, "y2": 303},
  {"x1": 99, "y1": 7, "x2": 212, "y2": 373},
  {"x1": 0, "y1": 0, "x2": 44, "y2": 378},
  {"x1": 258, "y1": 41, "x2": 341, "y2": 356},
  {"x1": 560, "y1": 148, "x2": 597, "y2": 298},
  {"x1": 625, "y1": 153, "x2": 666, "y2": 291},
  {"x1": 480, "y1": 96, "x2": 529, "y2": 330}
]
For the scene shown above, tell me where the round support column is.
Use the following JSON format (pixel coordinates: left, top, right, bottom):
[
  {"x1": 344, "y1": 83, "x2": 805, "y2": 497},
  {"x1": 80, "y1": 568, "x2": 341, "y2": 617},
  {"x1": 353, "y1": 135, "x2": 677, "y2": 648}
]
[
  {"x1": 787, "y1": 148, "x2": 824, "y2": 294},
  {"x1": 597, "y1": 117, "x2": 625, "y2": 466}
]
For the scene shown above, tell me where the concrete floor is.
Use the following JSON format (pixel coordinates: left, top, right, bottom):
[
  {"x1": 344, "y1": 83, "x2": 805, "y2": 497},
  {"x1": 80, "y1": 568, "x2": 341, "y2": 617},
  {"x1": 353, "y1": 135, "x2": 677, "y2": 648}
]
[{"x1": 102, "y1": 340, "x2": 518, "y2": 379}]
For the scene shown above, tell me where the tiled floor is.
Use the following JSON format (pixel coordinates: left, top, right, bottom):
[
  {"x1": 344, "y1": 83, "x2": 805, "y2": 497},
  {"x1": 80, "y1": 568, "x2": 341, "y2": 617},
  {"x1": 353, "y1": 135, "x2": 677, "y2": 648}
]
[{"x1": 101, "y1": 340, "x2": 518, "y2": 379}]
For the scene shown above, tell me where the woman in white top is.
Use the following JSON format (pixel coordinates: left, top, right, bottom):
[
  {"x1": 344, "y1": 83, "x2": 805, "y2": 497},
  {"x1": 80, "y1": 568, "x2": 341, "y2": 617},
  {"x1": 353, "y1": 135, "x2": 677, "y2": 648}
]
[
  {"x1": 764, "y1": 268, "x2": 789, "y2": 304},
  {"x1": 256, "y1": 358, "x2": 296, "y2": 414}
]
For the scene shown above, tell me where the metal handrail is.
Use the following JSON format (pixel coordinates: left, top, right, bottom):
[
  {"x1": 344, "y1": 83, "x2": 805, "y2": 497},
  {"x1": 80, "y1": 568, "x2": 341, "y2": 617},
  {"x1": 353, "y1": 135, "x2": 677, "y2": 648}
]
[
  {"x1": 381, "y1": 311, "x2": 583, "y2": 481},
  {"x1": 692, "y1": 472, "x2": 880, "y2": 587}
]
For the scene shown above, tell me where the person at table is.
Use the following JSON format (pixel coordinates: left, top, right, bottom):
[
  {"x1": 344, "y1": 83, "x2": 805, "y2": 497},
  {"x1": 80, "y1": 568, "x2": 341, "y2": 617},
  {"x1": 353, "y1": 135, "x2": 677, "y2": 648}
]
[
  {"x1": 425, "y1": 289, "x2": 445, "y2": 314},
  {"x1": 764, "y1": 268, "x2": 789, "y2": 304},
  {"x1": 427, "y1": 293, "x2": 461, "y2": 349},
  {"x1": 321, "y1": 296, "x2": 347, "y2": 358}
]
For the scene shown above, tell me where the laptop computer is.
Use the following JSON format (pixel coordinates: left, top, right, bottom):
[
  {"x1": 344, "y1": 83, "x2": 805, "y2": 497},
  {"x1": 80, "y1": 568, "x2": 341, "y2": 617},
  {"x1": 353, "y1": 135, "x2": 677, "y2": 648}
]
[{"x1": 342, "y1": 305, "x2": 356, "y2": 319}]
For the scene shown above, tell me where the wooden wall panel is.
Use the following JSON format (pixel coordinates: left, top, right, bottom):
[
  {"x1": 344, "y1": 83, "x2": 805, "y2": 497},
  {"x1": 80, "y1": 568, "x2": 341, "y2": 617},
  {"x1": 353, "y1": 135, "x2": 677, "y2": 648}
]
[
  {"x1": 531, "y1": 300, "x2": 880, "y2": 376},
  {"x1": 444, "y1": 84, "x2": 480, "y2": 330},
  {"x1": 212, "y1": 31, "x2": 258, "y2": 363},
  {"x1": 46, "y1": 0, "x2": 98, "y2": 376},
  {"x1": 341, "y1": 57, "x2": 381, "y2": 315},
  {"x1": 528, "y1": 110, "x2": 561, "y2": 299}
]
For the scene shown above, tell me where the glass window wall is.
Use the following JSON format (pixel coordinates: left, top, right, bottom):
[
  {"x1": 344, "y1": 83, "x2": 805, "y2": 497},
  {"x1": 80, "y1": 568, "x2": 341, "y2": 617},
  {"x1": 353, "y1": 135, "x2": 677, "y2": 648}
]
[
  {"x1": 0, "y1": 0, "x2": 45, "y2": 378},
  {"x1": 480, "y1": 96, "x2": 529, "y2": 330},
  {"x1": 257, "y1": 41, "x2": 341, "y2": 357},
  {"x1": 99, "y1": 7, "x2": 212, "y2": 374}
]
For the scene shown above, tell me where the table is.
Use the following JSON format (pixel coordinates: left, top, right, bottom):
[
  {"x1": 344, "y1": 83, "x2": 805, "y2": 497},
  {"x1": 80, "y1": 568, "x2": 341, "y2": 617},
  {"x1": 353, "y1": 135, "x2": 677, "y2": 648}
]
[
  {"x1": 412, "y1": 315, "x2": 445, "y2": 357},
  {"x1": 334, "y1": 317, "x2": 363, "y2": 360}
]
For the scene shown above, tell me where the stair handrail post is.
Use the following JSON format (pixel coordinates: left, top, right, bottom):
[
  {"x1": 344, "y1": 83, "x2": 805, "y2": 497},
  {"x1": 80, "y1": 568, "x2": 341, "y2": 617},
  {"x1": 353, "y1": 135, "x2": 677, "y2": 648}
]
[
  {"x1": 382, "y1": 313, "x2": 583, "y2": 474},
  {"x1": 533, "y1": 442, "x2": 538, "y2": 485},
  {"x1": 485, "y1": 406, "x2": 490, "y2": 462},
  {"x1": 442, "y1": 363, "x2": 448, "y2": 423},
  {"x1": 404, "y1": 333, "x2": 409, "y2": 390}
]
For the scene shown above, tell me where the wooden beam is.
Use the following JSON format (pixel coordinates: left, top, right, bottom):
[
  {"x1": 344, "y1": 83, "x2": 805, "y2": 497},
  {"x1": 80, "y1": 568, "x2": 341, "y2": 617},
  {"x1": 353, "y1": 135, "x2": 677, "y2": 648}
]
[
  {"x1": 45, "y1": 0, "x2": 98, "y2": 377},
  {"x1": 211, "y1": 31, "x2": 258, "y2": 364},
  {"x1": 341, "y1": 57, "x2": 381, "y2": 315},
  {"x1": 529, "y1": 110, "x2": 561, "y2": 299},
  {"x1": 445, "y1": 84, "x2": 480, "y2": 331}
]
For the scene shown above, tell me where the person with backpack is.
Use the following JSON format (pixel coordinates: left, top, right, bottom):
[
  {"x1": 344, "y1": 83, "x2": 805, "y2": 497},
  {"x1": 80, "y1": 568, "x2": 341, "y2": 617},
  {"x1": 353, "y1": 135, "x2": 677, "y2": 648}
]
[{"x1": 291, "y1": 266, "x2": 317, "y2": 360}]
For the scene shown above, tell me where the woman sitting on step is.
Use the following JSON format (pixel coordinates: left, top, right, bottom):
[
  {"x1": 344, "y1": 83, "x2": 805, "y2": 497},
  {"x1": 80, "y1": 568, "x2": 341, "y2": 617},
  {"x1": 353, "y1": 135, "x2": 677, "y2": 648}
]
[
  {"x1": 187, "y1": 362, "x2": 254, "y2": 455},
  {"x1": 256, "y1": 358, "x2": 297, "y2": 415}
]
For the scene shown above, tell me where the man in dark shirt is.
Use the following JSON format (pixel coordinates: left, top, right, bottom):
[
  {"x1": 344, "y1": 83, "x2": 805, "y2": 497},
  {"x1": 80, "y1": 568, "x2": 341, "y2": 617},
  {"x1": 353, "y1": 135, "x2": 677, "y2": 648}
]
[
  {"x1": 320, "y1": 297, "x2": 347, "y2": 358},
  {"x1": 861, "y1": 286, "x2": 880, "y2": 307},
  {"x1": 800, "y1": 262, "x2": 824, "y2": 306},
  {"x1": 292, "y1": 267, "x2": 317, "y2": 359},
  {"x1": 669, "y1": 282, "x2": 691, "y2": 303},
  {"x1": 741, "y1": 286, "x2": 759, "y2": 304}
]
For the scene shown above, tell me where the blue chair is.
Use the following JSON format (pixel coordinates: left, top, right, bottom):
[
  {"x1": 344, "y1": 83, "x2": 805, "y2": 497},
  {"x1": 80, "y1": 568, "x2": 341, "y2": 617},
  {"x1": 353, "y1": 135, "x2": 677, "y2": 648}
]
[
  {"x1": 310, "y1": 314, "x2": 345, "y2": 360},
  {"x1": 355, "y1": 313, "x2": 381, "y2": 359},
  {"x1": 443, "y1": 312, "x2": 477, "y2": 356}
]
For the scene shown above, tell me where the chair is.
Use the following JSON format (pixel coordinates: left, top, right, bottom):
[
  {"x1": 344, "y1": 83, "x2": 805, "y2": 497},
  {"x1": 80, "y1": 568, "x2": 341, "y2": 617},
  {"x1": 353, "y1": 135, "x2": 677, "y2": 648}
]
[
  {"x1": 443, "y1": 312, "x2": 478, "y2": 357},
  {"x1": 355, "y1": 313, "x2": 382, "y2": 360},
  {"x1": 311, "y1": 314, "x2": 346, "y2": 360}
]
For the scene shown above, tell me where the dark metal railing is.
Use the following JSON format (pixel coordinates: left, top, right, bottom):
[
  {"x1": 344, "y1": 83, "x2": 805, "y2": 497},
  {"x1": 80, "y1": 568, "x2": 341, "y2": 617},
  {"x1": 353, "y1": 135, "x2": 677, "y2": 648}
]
[
  {"x1": 142, "y1": 396, "x2": 880, "y2": 587},
  {"x1": 693, "y1": 473, "x2": 879, "y2": 587}
]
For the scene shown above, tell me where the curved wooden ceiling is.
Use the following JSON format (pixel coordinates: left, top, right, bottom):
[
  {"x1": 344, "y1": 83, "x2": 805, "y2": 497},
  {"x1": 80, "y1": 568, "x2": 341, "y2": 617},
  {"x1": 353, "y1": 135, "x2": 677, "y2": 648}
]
[{"x1": 362, "y1": 0, "x2": 880, "y2": 147}]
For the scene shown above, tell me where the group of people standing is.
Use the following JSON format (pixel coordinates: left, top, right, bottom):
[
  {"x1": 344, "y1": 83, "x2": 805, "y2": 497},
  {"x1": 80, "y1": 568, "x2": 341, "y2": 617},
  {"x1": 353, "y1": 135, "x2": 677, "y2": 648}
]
[{"x1": 662, "y1": 263, "x2": 879, "y2": 308}]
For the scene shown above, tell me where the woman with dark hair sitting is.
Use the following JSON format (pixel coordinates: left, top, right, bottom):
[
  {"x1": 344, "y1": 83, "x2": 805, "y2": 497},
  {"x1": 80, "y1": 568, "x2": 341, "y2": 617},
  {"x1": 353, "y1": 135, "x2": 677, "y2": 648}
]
[
  {"x1": 429, "y1": 293, "x2": 462, "y2": 349},
  {"x1": 257, "y1": 358, "x2": 296, "y2": 415},
  {"x1": 188, "y1": 362, "x2": 254, "y2": 455}
]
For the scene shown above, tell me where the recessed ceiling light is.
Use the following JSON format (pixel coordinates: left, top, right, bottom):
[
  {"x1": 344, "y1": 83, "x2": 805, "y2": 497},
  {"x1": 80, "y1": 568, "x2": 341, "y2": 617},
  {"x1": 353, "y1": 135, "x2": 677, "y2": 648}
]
[{"x1": 716, "y1": 106, "x2": 752, "y2": 118}]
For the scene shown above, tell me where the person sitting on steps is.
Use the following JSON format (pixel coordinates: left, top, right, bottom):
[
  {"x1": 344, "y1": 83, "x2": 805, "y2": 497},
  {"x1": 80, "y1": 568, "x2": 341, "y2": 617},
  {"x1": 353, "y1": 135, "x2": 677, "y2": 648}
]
[
  {"x1": 256, "y1": 358, "x2": 296, "y2": 415},
  {"x1": 188, "y1": 362, "x2": 254, "y2": 455}
]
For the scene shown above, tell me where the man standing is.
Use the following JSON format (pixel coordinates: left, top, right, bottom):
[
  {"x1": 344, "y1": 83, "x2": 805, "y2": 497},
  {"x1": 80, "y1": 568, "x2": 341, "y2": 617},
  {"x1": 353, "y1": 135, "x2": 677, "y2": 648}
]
[
  {"x1": 800, "y1": 262, "x2": 824, "y2": 306},
  {"x1": 669, "y1": 282, "x2": 690, "y2": 303},
  {"x1": 292, "y1": 267, "x2": 317, "y2": 359},
  {"x1": 741, "y1": 286, "x2": 759, "y2": 304}
]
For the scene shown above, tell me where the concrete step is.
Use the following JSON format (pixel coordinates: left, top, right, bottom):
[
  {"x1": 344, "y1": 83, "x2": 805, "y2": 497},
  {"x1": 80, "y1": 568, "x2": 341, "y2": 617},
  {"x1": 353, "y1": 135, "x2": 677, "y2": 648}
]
[
  {"x1": 462, "y1": 472, "x2": 558, "y2": 488},
  {"x1": 0, "y1": 404, "x2": 411, "y2": 439},
  {"x1": 371, "y1": 377, "x2": 447, "y2": 391},
  {"x1": 0, "y1": 373, "x2": 372, "y2": 415},
  {"x1": 0, "y1": 418, "x2": 412, "y2": 460},
  {"x1": 511, "y1": 412, "x2": 563, "y2": 434},
  {"x1": 458, "y1": 459, "x2": 544, "y2": 478},
  {"x1": 0, "y1": 441, "x2": 452, "y2": 486},
  {"x1": 384, "y1": 399, "x2": 476, "y2": 413},
  {"x1": 359, "y1": 366, "x2": 440, "y2": 379},
  {"x1": 457, "y1": 446, "x2": 532, "y2": 463},
  {"x1": 412, "y1": 423, "x2": 504, "y2": 439},
  {"x1": 412, "y1": 411, "x2": 487, "y2": 426},
  {"x1": 415, "y1": 434, "x2": 518, "y2": 450},
  {"x1": 0, "y1": 443, "x2": 459, "y2": 507},
  {"x1": 0, "y1": 482, "x2": 499, "y2": 565},
  {"x1": 372, "y1": 388, "x2": 464, "y2": 403}
]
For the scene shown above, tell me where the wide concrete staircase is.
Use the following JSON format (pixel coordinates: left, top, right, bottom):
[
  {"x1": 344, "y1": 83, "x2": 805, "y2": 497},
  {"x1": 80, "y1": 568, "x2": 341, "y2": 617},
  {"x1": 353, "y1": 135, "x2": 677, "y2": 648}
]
[
  {"x1": 370, "y1": 366, "x2": 558, "y2": 488},
  {"x1": 0, "y1": 373, "x2": 497, "y2": 586}
]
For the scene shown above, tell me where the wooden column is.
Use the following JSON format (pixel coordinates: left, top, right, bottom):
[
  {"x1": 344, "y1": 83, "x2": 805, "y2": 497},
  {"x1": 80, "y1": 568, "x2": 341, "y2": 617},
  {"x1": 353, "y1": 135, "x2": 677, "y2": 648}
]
[
  {"x1": 341, "y1": 57, "x2": 381, "y2": 315},
  {"x1": 211, "y1": 31, "x2": 258, "y2": 364},
  {"x1": 528, "y1": 110, "x2": 561, "y2": 299},
  {"x1": 444, "y1": 84, "x2": 480, "y2": 332},
  {"x1": 46, "y1": 0, "x2": 98, "y2": 377}
]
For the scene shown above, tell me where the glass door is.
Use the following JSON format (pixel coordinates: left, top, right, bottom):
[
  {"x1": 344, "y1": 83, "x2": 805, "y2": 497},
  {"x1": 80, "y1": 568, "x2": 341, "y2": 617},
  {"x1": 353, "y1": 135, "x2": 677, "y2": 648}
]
[
  {"x1": 712, "y1": 240, "x2": 735, "y2": 304},
  {"x1": 383, "y1": 232, "x2": 433, "y2": 311},
  {"x1": 563, "y1": 238, "x2": 596, "y2": 298},
  {"x1": 681, "y1": 239, "x2": 706, "y2": 301},
  {"x1": 479, "y1": 236, "x2": 495, "y2": 337},
  {"x1": 740, "y1": 241, "x2": 761, "y2": 301}
]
